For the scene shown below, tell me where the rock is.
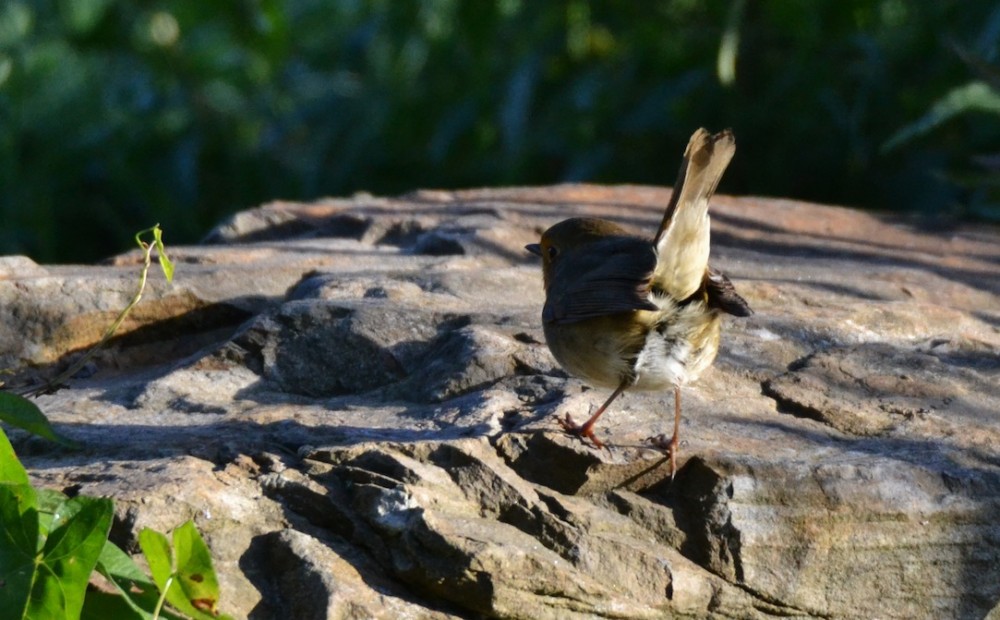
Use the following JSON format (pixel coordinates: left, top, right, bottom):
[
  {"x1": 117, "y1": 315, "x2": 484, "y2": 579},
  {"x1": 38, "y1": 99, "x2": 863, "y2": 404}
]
[
  {"x1": 2, "y1": 185, "x2": 999, "y2": 619},
  {"x1": 255, "y1": 528, "x2": 463, "y2": 619},
  {"x1": 0, "y1": 255, "x2": 47, "y2": 279},
  {"x1": 762, "y1": 341, "x2": 977, "y2": 436}
]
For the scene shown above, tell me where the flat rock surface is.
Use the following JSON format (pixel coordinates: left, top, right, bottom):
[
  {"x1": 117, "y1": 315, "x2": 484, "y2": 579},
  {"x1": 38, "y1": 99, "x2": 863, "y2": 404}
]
[{"x1": 2, "y1": 185, "x2": 999, "y2": 619}]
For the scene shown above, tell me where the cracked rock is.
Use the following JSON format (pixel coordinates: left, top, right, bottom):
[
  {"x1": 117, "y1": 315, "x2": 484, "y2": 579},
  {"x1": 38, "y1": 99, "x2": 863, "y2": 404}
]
[{"x1": 5, "y1": 186, "x2": 1000, "y2": 619}]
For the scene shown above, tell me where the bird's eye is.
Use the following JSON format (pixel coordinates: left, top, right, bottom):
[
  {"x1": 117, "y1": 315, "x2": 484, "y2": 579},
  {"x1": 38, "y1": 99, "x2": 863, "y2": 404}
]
[{"x1": 547, "y1": 246, "x2": 559, "y2": 259}]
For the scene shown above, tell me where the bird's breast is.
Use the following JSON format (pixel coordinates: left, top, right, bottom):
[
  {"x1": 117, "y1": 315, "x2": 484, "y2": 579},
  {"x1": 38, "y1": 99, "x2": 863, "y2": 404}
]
[{"x1": 542, "y1": 314, "x2": 646, "y2": 389}]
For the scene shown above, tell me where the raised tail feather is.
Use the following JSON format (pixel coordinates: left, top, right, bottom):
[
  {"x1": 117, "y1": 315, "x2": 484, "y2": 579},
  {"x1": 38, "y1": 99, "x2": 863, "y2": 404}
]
[{"x1": 652, "y1": 128, "x2": 735, "y2": 301}]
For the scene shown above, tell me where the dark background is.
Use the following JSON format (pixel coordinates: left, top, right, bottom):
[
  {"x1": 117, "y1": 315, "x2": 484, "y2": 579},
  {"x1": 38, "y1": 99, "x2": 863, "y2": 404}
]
[{"x1": 2, "y1": 0, "x2": 999, "y2": 263}]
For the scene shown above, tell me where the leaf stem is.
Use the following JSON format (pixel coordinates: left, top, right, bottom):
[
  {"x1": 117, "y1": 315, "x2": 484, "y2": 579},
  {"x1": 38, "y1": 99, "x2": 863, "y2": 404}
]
[
  {"x1": 19, "y1": 225, "x2": 172, "y2": 397},
  {"x1": 152, "y1": 574, "x2": 174, "y2": 620}
]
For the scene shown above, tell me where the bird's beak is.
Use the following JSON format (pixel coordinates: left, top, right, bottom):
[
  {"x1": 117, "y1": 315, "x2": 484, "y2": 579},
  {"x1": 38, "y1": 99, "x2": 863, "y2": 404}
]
[{"x1": 525, "y1": 243, "x2": 542, "y2": 257}]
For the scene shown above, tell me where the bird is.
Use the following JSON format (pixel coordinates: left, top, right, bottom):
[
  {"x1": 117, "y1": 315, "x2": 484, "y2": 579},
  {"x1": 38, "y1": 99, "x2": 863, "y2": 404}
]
[{"x1": 525, "y1": 128, "x2": 751, "y2": 477}]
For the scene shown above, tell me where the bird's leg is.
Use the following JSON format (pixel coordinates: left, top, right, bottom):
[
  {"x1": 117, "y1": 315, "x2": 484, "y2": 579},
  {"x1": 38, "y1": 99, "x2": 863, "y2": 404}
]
[
  {"x1": 647, "y1": 386, "x2": 682, "y2": 479},
  {"x1": 670, "y1": 386, "x2": 681, "y2": 477},
  {"x1": 559, "y1": 381, "x2": 628, "y2": 450}
]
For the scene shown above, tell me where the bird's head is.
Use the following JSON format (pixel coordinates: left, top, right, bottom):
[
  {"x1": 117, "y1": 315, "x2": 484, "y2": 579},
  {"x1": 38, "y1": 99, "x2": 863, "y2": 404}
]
[{"x1": 525, "y1": 217, "x2": 631, "y2": 288}]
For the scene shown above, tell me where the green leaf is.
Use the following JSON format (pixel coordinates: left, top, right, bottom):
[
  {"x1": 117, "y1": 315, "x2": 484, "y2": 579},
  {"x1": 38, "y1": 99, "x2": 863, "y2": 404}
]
[
  {"x1": 140, "y1": 522, "x2": 229, "y2": 620},
  {"x1": 0, "y1": 392, "x2": 80, "y2": 448},
  {"x1": 35, "y1": 487, "x2": 68, "y2": 538},
  {"x1": 0, "y1": 484, "x2": 39, "y2": 618},
  {"x1": 172, "y1": 521, "x2": 223, "y2": 617},
  {"x1": 81, "y1": 590, "x2": 147, "y2": 620},
  {"x1": 26, "y1": 495, "x2": 114, "y2": 620},
  {"x1": 135, "y1": 224, "x2": 174, "y2": 283},
  {"x1": 99, "y1": 539, "x2": 154, "y2": 584},
  {"x1": 81, "y1": 588, "x2": 192, "y2": 620},
  {"x1": 57, "y1": 0, "x2": 113, "y2": 35},
  {"x1": 883, "y1": 81, "x2": 1000, "y2": 152},
  {"x1": 94, "y1": 541, "x2": 186, "y2": 620},
  {"x1": 138, "y1": 527, "x2": 174, "y2": 594},
  {"x1": 0, "y1": 426, "x2": 29, "y2": 485},
  {"x1": 151, "y1": 225, "x2": 174, "y2": 283}
]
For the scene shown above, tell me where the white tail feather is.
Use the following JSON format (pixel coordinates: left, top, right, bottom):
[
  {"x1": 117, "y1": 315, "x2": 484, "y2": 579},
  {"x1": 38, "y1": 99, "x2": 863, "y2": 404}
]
[{"x1": 652, "y1": 129, "x2": 735, "y2": 300}]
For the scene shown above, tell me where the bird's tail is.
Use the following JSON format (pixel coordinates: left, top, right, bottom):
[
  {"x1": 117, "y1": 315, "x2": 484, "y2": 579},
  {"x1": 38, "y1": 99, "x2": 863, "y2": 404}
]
[{"x1": 652, "y1": 128, "x2": 735, "y2": 301}]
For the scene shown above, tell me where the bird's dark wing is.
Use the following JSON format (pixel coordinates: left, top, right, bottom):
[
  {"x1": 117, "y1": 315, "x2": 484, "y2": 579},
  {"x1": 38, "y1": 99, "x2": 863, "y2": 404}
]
[
  {"x1": 543, "y1": 236, "x2": 659, "y2": 324},
  {"x1": 705, "y1": 266, "x2": 752, "y2": 317}
]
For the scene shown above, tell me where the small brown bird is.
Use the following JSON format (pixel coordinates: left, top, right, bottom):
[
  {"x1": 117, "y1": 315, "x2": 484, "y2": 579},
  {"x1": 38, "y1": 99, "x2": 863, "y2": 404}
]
[{"x1": 526, "y1": 128, "x2": 751, "y2": 476}]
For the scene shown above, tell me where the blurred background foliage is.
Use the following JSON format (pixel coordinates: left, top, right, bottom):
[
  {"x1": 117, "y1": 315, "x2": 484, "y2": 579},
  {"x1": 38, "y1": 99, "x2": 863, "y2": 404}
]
[{"x1": 2, "y1": 0, "x2": 1000, "y2": 263}]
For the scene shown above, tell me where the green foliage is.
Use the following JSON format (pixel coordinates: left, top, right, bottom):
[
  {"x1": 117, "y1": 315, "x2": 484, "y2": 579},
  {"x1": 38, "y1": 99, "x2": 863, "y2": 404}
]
[
  {"x1": 140, "y1": 523, "x2": 230, "y2": 620},
  {"x1": 0, "y1": 392, "x2": 78, "y2": 448},
  {"x1": 0, "y1": 1, "x2": 998, "y2": 263},
  {"x1": 881, "y1": 10, "x2": 1000, "y2": 223},
  {"x1": 143, "y1": 224, "x2": 175, "y2": 283},
  {"x1": 0, "y1": 428, "x2": 228, "y2": 620},
  {"x1": 0, "y1": 222, "x2": 228, "y2": 619},
  {"x1": 883, "y1": 82, "x2": 1000, "y2": 153},
  {"x1": 0, "y1": 427, "x2": 29, "y2": 485},
  {"x1": 1, "y1": 429, "x2": 113, "y2": 620},
  {"x1": 89, "y1": 541, "x2": 186, "y2": 620},
  {"x1": 15, "y1": 224, "x2": 172, "y2": 397}
]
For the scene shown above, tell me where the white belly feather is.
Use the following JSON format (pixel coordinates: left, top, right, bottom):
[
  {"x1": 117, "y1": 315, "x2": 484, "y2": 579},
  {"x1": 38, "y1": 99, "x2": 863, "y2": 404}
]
[{"x1": 630, "y1": 296, "x2": 720, "y2": 391}]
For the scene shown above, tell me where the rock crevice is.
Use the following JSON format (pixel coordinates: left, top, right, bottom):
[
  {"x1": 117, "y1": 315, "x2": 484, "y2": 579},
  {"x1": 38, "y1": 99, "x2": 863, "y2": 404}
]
[{"x1": 3, "y1": 186, "x2": 998, "y2": 619}]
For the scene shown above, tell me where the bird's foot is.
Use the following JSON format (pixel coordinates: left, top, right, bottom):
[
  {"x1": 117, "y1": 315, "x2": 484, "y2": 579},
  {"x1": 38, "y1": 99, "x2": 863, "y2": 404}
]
[
  {"x1": 645, "y1": 433, "x2": 679, "y2": 480},
  {"x1": 558, "y1": 413, "x2": 606, "y2": 451},
  {"x1": 645, "y1": 433, "x2": 675, "y2": 453}
]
